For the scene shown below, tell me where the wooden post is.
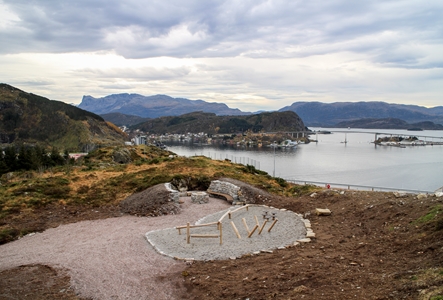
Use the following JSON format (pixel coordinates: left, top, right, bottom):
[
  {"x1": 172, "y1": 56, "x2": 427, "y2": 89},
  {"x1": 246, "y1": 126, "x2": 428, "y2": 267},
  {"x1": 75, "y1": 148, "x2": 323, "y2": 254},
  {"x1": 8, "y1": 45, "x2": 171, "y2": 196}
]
[
  {"x1": 258, "y1": 220, "x2": 268, "y2": 234},
  {"x1": 219, "y1": 222, "x2": 223, "y2": 245},
  {"x1": 248, "y1": 224, "x2": 259, "y2": 238},
  {"x1": 254, "y1": 215, "x2": 260, "y2": 226},
  {"x1": 230, "y1": 221, "x2": 241, "y2": 239},
  {"x1": 186, "y1": 222, "x2": 190, "y2": 244},
  {"x1": 219, "y1": 210, "x2": 231, "y2": 222},
  {"x1": 242, "y1": 218, "x2": 250, "y2": 234},
  {"x1": 267, "y1": 219, "x2": 278, "y2": 232}
]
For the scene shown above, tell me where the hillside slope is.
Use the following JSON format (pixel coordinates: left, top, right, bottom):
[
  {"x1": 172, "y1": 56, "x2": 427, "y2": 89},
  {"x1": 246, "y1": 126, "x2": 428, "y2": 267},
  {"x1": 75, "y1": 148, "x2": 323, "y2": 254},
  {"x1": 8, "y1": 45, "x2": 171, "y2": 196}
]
[
  {"x1": 100, "y1": 112, "x2": 150, "y2": 126},
  {"x1": 0, "y1": 84, "x2": 126, "y2": 151},
  {"x1": 132, "y1": 111, "x2": 306, "y2": 134}
]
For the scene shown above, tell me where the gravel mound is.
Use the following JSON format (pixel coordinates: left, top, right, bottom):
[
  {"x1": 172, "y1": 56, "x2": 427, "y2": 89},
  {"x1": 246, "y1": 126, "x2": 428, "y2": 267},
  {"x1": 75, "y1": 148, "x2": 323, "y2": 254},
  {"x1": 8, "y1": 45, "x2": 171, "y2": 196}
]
[
  {"x1": 119, "y1": 183, "x2": 180, "y2": 216},
  {"x1": 146, "y1": 205, "x2": 307, "y2": 260}
]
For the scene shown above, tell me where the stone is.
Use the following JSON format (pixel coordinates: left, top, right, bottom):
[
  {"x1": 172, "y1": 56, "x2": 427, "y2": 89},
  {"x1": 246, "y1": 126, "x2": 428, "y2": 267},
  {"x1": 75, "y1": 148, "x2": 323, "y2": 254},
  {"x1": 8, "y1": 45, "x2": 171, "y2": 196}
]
[
  {"x1": 316, "y1": 208, "x2": 332, "y2": 216},
  {"x1": 297, "y1": 238, "x2": 311, "y2": 243},
  {"x1": 310, "y1": 192, "x2": 317, "y2": 198},
  {"x1": 208, "y1": 180, "x2": 240, "y2": 202},
  {"x1": 394, "y1": 191, "x2": 408, "y2": 198},
  {"x1": 417, "y1": 193, "x2": 427, "y2": 200},
  {"x1": 112, "y1": 147, "x2": 132, "y2": 164},
  {"x1": 306, "y1": 231, "x2": 316, "y2": 238},
  {"x1": 191, "y1": 192, "x2": 209, "y2": 204}
]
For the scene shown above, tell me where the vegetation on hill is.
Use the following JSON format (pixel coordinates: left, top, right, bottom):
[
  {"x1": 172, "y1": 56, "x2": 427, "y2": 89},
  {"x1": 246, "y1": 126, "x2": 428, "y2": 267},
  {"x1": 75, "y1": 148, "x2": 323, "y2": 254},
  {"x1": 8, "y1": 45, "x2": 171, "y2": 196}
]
[
  {"x1": 0, "y1": 84, "x2": 127, "y2": 151},
  {"x1": 132, "y1": 111, "x2": 307, "y2": 134},
  {"x1": 100, "y1": 112, "x2": 150, "y2": 126},
  {"x1": 0, "y1": 144, "x2": 442, "y2": 299},
  {"x1": 0, "y1": 144, "x2": 70, "y2": 175},
  {"x1": 0, "y1": 145, "x2": 295, "y2": 244}
]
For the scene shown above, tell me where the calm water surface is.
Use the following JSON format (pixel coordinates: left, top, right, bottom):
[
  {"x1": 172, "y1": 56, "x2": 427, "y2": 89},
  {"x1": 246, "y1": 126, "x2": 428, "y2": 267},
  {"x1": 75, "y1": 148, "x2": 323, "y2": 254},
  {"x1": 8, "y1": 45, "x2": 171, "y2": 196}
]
[{"x1": 164, "y1": 129, "x2": 443, "y2": 192}]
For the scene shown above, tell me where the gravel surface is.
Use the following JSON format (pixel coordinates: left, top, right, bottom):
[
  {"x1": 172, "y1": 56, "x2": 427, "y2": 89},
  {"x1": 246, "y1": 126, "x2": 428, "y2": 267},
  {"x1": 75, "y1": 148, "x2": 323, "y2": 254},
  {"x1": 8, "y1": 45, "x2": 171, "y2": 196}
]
[
  {"x1": 146, "y1": 205, "x2": 307, "y2": 260},
  {"x1": 0, "y1": 197, "x2": 230, "y2": 300}
]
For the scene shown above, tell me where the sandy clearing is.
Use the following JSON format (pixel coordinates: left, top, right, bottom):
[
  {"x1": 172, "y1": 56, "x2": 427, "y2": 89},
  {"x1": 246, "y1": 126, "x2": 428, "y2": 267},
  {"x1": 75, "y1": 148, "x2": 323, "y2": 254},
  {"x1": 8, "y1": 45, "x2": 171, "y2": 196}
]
[{"x1": 0, "y1": 197, "x2": 230, "y2": 300}]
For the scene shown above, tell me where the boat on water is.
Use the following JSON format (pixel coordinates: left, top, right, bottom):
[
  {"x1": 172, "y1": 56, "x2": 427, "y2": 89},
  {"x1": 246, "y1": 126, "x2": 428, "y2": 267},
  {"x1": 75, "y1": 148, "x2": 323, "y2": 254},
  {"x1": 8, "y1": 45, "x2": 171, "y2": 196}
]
[
  {"x1": 268, "y1": 140, "x2": 298, "y2": 148},
  {"x1": 282, "y1": 139, "x2": 298, "y2": 148}
]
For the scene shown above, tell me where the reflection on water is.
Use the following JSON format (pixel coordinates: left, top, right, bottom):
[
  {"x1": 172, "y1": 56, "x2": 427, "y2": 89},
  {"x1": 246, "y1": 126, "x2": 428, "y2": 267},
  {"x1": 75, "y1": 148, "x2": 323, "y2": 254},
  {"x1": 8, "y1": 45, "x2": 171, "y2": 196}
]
[{"x1": 164, "y1": 129, "x2": 443, "y2": 192}]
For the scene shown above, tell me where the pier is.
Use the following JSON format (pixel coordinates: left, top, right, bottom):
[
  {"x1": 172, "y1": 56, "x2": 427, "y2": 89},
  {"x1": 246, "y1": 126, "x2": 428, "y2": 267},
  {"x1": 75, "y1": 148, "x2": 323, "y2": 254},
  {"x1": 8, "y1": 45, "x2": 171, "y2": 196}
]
[{"x1": 321, "y1": 130, "x2": 443, "y2": 145}]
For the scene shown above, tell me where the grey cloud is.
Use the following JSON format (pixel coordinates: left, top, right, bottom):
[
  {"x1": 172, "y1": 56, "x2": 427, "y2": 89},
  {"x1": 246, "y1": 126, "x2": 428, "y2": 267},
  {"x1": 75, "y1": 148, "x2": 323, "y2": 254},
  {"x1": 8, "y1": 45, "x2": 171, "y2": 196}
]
[
  {"x1": 1, "y1": 0, "x2": 442, "y2": 68},
  {"x1": 73, "y1": 66, "x2": 192, "y2": 80}
]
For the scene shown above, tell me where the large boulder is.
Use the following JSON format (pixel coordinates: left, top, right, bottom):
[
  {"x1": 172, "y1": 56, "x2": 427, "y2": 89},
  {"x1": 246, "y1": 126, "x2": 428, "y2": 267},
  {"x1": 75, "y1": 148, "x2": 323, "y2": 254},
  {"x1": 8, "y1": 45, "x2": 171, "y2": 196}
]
[{"x1": 113, "y1": 147, "x2": 132, "y2": 164}]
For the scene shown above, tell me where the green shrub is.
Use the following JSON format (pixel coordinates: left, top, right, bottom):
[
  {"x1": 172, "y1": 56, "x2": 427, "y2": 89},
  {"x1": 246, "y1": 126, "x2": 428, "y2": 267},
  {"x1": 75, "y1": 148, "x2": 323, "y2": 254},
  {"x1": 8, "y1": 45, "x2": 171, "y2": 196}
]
[{"x1": 274, "y1": 177, "x2": 287, "y2": 187}]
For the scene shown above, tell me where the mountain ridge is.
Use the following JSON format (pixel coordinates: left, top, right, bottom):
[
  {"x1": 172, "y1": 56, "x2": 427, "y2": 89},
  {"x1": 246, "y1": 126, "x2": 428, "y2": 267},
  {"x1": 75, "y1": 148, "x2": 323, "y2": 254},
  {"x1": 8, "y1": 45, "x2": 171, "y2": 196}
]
[
  {"x1": 0, "y1": 84, "x2": 126, "y2": 151},
  {"x1": 80, "y1": 94, "x2": 249, "y2": 118},
  {"x1": 279, "y1": 101, "x2": 443, "y2": 126},
  {"x1": 81, "y1": 93, "x2": 443, "y2": 128}
]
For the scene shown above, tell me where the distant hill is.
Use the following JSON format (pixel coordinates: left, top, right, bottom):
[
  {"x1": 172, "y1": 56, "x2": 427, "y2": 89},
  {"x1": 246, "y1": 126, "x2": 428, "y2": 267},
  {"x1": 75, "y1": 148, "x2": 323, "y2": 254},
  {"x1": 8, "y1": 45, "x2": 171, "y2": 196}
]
[
  {"x1": 131, "y1": 111, "x2": 306, "y2": 134},
  {"x1": 100, "y1": 113, "x2": 150, "y2": 126},
  {"x1": 79, "y1": 94, "x2": 250, "y2": 118},
  {"x1": 0, "y1": 84, "x2": 126, "y2": 151},
  {"x1": 279, "y1": 101, "x2": 443, "y2": 127},
  {"x1": 335, "y1": 118, "x2": 443, "y2": 130}
]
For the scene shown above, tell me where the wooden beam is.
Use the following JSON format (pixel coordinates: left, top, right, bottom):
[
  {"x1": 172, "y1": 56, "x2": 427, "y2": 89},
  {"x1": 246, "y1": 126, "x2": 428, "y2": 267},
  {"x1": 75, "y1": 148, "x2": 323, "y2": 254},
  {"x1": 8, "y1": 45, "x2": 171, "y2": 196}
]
[
  {"x1": 190, "y1": 234, "x2": 220, "y2": 238},
  {"x1": 242, "y1": 218, "x2": 250, "y2": 235},
  {"x1": 230, "y1": 221, "x2": 241, "y2": 239},
  {"x1": 268, "y1": 219, "x2": 278, "y2": 232},
  {"x1": 186, "y1": 222, "x2": 190, "y2": 244},
  {"x1": 254, "y1": 215, "x2": 260, "y2": 226},
  {"x1": 248, "y1": 224, "x2": 259, "y2": 238},
  {"x1": 258, "y1": 220, "x2": 268, "y2": 234}
]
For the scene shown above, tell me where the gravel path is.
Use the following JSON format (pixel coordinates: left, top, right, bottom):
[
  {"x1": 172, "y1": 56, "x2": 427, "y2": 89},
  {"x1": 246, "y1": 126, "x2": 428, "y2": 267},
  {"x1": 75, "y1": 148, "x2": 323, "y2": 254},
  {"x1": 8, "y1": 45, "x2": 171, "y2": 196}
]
[
  {"x1": 0, "y1": 198, "x2": 307, "y2": 299},
  {"x1": 0, "y1": 197, "x2": 230, "y2": 300}
]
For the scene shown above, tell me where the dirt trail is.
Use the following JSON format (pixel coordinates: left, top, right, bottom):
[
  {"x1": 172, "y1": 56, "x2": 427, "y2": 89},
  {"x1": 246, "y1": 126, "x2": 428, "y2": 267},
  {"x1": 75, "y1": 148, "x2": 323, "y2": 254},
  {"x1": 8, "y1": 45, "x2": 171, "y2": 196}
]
[{"x1": 0, "y1": 197, "x2": 230, "y2": 300}]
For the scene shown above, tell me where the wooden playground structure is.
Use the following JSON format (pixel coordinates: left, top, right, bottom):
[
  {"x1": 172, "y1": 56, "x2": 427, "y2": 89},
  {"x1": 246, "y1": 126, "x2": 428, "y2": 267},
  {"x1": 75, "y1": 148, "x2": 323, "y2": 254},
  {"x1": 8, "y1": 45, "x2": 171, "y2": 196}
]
[{"x1": 175, "y1": 205, "x2": 279, "y2": 245}]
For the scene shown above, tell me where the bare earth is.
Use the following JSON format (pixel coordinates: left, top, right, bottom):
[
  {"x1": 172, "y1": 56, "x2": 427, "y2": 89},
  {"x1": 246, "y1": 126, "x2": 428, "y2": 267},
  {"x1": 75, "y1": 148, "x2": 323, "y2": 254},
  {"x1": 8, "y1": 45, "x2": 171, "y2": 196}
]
[
  {"x1": 0, "y1": 197, "x2": 230, "y2": 300},
  {"x1": 1, "y1": 189, "x2": 442, "y2": 299}
]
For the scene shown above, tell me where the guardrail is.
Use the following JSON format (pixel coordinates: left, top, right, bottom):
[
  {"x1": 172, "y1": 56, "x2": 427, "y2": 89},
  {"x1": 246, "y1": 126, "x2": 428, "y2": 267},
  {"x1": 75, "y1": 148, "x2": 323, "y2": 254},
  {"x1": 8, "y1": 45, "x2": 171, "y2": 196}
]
[{"x1": 285, "y1": 179, "x2": 434, "y2": 194}]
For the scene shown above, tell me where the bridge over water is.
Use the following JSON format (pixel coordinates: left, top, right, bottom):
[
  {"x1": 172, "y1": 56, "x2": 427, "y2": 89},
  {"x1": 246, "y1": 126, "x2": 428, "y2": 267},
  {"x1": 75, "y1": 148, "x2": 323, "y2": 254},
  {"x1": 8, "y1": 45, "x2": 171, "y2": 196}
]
[{"x1": 273, "y1": 130, "x2": 443, "y2": 144}]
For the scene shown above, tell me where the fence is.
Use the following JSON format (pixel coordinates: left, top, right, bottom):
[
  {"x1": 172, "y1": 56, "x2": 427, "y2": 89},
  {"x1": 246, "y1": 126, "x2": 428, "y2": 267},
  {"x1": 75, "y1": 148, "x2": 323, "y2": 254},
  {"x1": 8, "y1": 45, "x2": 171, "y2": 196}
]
[
  {"x1": 201, "y1": 151, "x2": 260, "y2": 169},
  {"x1": 192, "y1": 152, "x2": 434, "y2": 194},
  {"x1": 286, "y1": 179, "x2": 433, "y2": 194}
]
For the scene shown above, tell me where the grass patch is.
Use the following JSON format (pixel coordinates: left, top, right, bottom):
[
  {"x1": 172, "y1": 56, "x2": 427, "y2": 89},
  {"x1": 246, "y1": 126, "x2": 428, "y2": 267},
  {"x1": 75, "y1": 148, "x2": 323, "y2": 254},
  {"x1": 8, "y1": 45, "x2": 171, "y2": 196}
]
[
  {"x1": 414, "y1": 205, "x2": 442, "y2": 225},
  {"x1": 288, "y1": 184, "x2": 319, "y2": 196}
]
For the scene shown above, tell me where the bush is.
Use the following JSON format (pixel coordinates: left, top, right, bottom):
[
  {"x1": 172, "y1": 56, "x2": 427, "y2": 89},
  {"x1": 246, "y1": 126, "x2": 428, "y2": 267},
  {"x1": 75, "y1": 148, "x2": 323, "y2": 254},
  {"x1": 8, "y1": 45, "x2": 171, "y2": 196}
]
[{"x1": 274, "y1": 177, "x2": 287, "y2": 187}]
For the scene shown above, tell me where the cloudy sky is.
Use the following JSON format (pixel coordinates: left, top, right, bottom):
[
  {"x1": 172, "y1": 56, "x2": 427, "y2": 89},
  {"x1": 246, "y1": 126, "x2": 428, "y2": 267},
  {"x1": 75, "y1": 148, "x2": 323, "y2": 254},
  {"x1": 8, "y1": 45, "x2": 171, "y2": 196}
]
[{"x1": 1, "y1": 0, "x2": 442, "y2": 111}]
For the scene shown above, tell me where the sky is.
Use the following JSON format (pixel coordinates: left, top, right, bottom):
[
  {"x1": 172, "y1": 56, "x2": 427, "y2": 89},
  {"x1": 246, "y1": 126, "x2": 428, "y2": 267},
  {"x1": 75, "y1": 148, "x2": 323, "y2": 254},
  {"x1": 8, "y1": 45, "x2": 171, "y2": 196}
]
[{"x1": 0, "y1": 0, "x2": 442, "y2": 112}]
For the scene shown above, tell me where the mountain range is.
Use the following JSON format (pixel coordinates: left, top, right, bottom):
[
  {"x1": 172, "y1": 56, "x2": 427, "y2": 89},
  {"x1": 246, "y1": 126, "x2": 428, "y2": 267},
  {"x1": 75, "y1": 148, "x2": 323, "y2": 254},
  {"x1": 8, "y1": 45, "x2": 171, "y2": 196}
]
[
  {"x1": 79, "y1": 93, "x2": 443, "y2": 128},
  {"x1": 79, "y1": 94, "x2": 247, "y2": 119},
  {"x1": 0, "y1": 84, "x2": 125, "y2": 151},
  {"x1": 279, "y1": 101, "x2": 443, "y2": 127}
]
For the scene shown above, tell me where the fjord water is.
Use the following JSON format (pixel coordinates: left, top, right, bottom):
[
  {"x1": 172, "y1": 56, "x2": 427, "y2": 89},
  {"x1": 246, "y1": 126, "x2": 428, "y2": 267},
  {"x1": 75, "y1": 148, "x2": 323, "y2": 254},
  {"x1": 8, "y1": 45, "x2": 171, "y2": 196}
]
[{"x1": 164, "y1": 129, "x2": 443, "y2": 193}]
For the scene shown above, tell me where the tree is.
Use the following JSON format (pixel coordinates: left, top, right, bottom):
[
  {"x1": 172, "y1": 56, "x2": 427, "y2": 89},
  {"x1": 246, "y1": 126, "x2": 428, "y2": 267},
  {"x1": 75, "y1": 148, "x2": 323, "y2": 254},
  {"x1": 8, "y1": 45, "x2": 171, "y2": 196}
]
[
  {"x1": 50, "y1": 147, "x2": 65, "y2": 166},
  {"x1": 3, "y1": 146, "x2": 17, "y2": 172}
]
